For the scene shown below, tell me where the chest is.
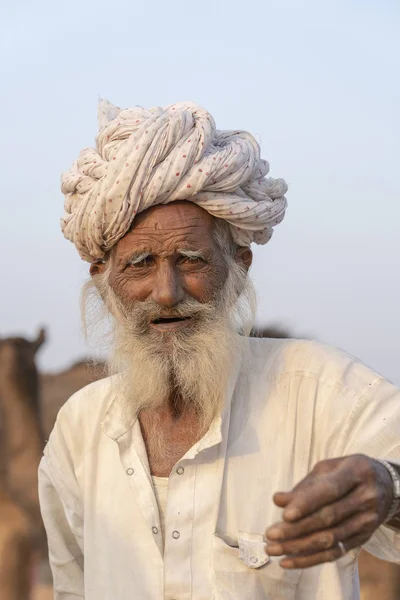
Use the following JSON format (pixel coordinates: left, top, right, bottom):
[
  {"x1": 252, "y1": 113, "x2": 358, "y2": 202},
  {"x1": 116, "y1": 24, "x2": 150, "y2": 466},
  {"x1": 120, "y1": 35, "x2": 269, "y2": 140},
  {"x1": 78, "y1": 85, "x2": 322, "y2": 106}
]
[
  {"x1": 78, "y1": 426, "x2": 320, "y2": 600},
  {"x1": 139, "y1": 414, "x2": 205, "y2": 476}
]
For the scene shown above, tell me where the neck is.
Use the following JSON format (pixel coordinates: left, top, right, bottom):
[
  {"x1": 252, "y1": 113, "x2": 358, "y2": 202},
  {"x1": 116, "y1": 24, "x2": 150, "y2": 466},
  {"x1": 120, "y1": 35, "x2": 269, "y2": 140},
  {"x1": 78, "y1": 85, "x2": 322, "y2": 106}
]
[
  {"x1": 139, "y1": 400, "x2": 208, "y2": 477},
  {"x1": 166, "y1": 388, "x2": 201, "y2": 420}
]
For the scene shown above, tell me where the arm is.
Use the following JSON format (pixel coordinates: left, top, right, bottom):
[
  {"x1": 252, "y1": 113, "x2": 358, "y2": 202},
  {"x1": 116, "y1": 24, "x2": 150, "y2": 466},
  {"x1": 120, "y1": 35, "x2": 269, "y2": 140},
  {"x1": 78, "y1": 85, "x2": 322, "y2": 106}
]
[
  {"x1": 39, "y1": 456, "x2": 84, "y2": 598},
  {"x1": 38, "y1": 418, "x2": 85, "y2": 598},
  {"x1": 266, "y1": 371, "x2": 400, "y2": 568}
]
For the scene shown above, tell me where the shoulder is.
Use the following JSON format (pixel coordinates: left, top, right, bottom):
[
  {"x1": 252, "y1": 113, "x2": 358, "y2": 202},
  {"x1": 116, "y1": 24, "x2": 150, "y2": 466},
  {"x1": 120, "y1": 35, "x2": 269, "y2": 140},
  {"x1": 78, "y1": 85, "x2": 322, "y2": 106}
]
[
  {"x1": 46, "y1": 375, "x2": 120, "y2": 462},
  {"x1": 55, "y1": 375, "x2": 117, "y2": 428},
  {"x1": 245, "y1": 338, "x2": 400, "y2": 459},
  {"x1": 247, "y1": 337, "x2": 383, "y2": 396}
]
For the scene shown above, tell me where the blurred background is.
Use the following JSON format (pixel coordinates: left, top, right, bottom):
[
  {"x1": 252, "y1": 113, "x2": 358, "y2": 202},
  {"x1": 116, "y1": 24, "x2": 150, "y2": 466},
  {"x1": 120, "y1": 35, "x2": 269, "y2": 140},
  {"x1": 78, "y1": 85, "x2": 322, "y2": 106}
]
[{"x1": 1, "y1": 0, "x2": 399, "y2": 598}]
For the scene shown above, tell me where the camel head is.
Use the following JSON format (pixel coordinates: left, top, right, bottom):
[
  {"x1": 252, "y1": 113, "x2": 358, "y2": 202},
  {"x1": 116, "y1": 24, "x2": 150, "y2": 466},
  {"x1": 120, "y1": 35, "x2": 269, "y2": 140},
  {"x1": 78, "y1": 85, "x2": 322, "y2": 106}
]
[{"x1": 0, "y1": 328, "x2": 47, "y2": 414}]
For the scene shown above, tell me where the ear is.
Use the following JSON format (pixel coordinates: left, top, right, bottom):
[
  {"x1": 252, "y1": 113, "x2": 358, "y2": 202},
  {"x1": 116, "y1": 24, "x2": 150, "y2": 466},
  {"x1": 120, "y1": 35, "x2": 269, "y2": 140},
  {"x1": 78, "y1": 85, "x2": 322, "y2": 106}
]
[
  {"x1": 234, "y1": 246, "x2": 253, "y2": 272},
  {"x1": 89, "y1": 261, "x2": 107, "y2": 278},
  {"x1": 32, "y1": 327, "x2": 46, "y2": 354}
]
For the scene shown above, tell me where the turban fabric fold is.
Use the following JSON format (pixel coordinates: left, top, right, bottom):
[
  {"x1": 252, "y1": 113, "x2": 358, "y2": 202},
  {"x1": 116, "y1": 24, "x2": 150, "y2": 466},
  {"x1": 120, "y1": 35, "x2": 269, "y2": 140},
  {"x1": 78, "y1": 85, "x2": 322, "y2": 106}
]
[{"x1": 61, "y1": 100, "x2": 288, "y2": 262}]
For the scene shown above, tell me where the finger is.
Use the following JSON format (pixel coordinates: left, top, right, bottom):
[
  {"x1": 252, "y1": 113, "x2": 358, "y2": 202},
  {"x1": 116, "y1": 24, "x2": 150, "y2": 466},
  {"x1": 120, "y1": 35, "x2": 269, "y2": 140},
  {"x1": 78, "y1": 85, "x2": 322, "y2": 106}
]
[
  {"x1": 267, "y1": 510, "x2": 378, "y2": 558},
  {"x1": 267, "y1": 487, "x2": 363, "y2": 541},
  {"x1": 273, "y1": 492, "x2": 291, "y2": 508},
  {"x1": 273, "y1": 479, "x2": 319, "y2": 509},
  {"x1": 280, "y1": 532, "x2": 368, "y2": 569},
  {"x1": 278, "y1": 463, "x2": 359, "y2": 522}
]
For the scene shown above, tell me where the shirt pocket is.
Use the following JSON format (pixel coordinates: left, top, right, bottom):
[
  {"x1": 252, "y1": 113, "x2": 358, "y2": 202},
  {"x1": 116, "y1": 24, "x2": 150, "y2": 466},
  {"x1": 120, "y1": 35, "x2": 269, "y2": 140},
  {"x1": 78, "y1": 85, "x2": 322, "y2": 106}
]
[{"x1": 212, "y1": 532, "x2": 301, "y2": 600}]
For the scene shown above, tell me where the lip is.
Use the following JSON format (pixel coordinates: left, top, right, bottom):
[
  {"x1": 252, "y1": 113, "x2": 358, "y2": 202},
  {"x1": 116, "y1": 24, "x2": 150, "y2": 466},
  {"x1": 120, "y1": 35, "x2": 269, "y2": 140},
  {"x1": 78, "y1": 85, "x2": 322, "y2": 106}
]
[{"x1": 149, "y1": 318, "x2": 192, "y2": 332}]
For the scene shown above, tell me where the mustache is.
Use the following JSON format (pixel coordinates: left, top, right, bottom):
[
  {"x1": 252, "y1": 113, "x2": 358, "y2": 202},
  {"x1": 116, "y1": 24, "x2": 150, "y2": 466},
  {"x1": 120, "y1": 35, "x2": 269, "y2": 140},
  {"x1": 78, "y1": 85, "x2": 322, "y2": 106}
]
[{"x1": 120, "y1": 297, "x2": 218, "y2": 329}]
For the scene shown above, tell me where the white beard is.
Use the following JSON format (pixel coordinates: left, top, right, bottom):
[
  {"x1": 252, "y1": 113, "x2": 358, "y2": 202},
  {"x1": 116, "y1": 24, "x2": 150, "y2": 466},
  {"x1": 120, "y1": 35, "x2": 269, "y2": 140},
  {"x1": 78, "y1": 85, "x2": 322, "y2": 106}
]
[
  {"x1": 111, "y1": 308, "x2": 242, "y2": 430},
  {"x1": 83, "y1": 259, "x2": 256, "y2": 431}
]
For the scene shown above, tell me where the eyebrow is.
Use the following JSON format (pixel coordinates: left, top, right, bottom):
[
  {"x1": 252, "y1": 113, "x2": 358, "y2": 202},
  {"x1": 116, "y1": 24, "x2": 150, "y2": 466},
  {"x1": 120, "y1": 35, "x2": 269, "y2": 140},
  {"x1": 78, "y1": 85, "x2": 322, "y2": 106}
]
[
  {"x1": 178, "y1": 248, "x2": 206, "y2": 260},
  {"x1": 127, "y1": 251, "x2": 151, "y2": 265}
]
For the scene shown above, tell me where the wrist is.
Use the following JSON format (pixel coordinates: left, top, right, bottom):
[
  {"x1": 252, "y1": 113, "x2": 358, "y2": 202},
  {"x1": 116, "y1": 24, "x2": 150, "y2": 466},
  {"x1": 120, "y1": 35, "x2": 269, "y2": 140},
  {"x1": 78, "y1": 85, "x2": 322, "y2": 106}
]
[{"x1": 377, "y1": 460, "x2": 400, "y2": 525}]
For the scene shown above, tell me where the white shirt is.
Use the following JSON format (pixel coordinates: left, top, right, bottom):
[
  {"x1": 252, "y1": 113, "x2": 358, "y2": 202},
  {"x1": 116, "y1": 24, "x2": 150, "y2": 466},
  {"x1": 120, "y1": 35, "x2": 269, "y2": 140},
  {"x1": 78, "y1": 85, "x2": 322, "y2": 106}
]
[
  {"x1": 152, "y1": 476, "x2": 169, "y2": 544},
  {"x1": 38, "y1": 338, "x2": 400, "y2": 600}
]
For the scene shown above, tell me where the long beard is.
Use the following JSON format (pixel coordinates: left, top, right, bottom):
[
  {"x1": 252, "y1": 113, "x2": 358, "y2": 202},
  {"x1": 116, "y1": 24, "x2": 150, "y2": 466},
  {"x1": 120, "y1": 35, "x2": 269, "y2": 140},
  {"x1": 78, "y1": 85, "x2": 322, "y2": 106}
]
[
  {"x1": 110, "y1": 306, "x2": 240, "y2": 430},
  {"x1": 83, "y1": 261, "x2": 256, "y2": 430}
]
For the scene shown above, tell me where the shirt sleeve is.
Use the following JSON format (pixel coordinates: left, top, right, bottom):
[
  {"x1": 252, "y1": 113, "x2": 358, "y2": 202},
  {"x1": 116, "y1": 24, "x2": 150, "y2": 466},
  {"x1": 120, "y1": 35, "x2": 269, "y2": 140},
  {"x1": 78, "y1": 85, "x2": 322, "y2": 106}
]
[
  {"x1": 341, "y1": 376, "x2": 400, "y2": 561},
  {"x1": 38, "y1": 410, "x2": 85, "y2": 598},
  {"x1": 315, "y1": 366, "x2": 400, "y2": 562}
]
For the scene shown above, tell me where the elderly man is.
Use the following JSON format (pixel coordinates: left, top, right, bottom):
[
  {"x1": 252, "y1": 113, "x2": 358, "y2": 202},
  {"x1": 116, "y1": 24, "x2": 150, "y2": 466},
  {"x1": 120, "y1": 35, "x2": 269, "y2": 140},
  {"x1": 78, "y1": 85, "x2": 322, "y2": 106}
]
[{"x1": 39, "y1": 100, "x2": 400, "y2": 600}]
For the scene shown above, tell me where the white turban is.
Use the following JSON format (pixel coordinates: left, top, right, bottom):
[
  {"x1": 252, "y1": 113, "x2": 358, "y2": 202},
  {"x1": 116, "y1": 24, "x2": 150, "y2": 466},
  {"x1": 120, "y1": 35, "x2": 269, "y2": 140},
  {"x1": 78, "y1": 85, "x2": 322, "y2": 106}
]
[{"x1": 61, "y1": 100, "x2": 288, "y2": 262}]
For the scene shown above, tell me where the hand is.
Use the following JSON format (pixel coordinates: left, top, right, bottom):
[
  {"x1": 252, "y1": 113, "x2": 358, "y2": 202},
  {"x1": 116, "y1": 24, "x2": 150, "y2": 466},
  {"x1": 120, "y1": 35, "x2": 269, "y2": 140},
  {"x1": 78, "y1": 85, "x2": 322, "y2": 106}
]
[{"x1": 265, "y1": 454, "x2": 393, "y2": 569}]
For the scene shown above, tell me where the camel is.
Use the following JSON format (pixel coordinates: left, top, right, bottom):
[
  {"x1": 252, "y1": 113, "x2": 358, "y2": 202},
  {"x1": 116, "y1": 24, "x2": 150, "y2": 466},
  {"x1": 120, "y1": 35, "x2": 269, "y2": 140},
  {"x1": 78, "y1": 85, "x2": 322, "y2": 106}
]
[
  {"x1": 0, "y1": 329, "x2": 48, "y2": 599},
  {"x1": 0, "y1": 489, "x2": 32, "y2": 600}
]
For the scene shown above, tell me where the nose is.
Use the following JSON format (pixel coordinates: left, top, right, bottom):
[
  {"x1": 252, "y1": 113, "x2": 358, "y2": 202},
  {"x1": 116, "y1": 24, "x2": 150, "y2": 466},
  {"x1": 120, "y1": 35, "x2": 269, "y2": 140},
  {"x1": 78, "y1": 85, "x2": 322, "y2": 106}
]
[{"x1": 151, "y1": 262, "x2": 185, "y2": 308}]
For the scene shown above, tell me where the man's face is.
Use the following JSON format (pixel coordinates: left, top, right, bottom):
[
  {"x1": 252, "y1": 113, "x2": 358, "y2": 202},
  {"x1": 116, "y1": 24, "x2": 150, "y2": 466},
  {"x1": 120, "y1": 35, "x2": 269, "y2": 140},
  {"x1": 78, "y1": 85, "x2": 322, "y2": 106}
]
[
  {"x1": 95, "y1": 202, "x2": 231, "y2": 333},
  {"x1": 88, "y1": 202, "x2": 254, "y2": 420}
]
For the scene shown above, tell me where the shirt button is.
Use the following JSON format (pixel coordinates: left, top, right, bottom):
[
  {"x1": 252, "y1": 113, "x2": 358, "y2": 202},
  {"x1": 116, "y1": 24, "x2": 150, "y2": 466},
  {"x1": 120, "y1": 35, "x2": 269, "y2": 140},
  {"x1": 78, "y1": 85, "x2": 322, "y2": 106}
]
[
  {"x1": 152, "y1": 526, "x2": 159, "y2": 534},
  {"x1": 126, "y1": 468, "x2": 134, "y2": 476},
  {"x1": 176, "y1": 466, "x2": 184, "y2": 475},
  {"x1": 172, "y1": 530, "x2": 180, "y2": 539},
  {"x1": 250, "y1": 556, "x2": 258, "y2": 564}
]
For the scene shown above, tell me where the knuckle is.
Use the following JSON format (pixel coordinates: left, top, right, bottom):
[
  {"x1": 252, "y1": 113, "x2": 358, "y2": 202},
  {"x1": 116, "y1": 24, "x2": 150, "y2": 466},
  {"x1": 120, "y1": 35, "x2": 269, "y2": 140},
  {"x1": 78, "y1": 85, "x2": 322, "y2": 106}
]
[
  {"x1": 360, "y1": 455, "x2": 375, "y2": 477},
  {"x1": 319, "y1": 532, "x2": 336, "y2": 549},
  {"x1": 370, "y1": 492, "x2": 381, "y2": 512},
  {"x1": 350, "y1": 454, "x2": 372, "y2": 482},
  {"x1": 362, "y1": 512, "x2": 380, "y2": 530},
  {"x1": 320, "y1": 506, "x2": 337, "y2": 527},
  {"x1": 346, "y1": 494, "x2": 361, "y2": 513},
  {"x1": 377, "y1": 482, "x2": 391, "y2": 507},
  {"x1": 290, "y1": 523, "x2": 306, "y2": 539},
  {"x1": 327, "y1": 479, "x2": 342, "y2": 499},
  {"x1": 359, "y1": 485, "x2": 379, "y2": 508},
  {"x1": 313, "y1": 460, "x2": 331, "y2": 475}
]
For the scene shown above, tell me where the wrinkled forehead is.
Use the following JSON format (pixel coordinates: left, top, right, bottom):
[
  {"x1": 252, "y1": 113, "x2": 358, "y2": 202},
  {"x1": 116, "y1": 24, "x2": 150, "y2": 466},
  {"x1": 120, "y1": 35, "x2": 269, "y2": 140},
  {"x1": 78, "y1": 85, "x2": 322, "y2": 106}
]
[{"x1": 115, "y1": 201, "x2": 218, "y2": 257}]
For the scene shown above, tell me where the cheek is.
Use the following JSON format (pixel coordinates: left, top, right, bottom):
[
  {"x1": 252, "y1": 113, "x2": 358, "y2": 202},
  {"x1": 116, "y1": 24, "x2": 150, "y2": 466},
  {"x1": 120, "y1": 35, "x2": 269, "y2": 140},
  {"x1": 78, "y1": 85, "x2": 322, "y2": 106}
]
[
  {"x1": 183, "y1": 265, "x2": 227, "y2": 301},
  {"x1": 109, "y1": 272, "x2": 151, "y2": 303}
]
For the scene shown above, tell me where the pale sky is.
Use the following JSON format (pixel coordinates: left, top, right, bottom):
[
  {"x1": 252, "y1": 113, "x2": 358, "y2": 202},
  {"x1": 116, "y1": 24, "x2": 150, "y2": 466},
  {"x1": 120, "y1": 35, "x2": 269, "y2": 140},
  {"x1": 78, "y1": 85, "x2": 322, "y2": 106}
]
[{"x1": 1, "y1": 0, "x2": 399, "y2": 385}]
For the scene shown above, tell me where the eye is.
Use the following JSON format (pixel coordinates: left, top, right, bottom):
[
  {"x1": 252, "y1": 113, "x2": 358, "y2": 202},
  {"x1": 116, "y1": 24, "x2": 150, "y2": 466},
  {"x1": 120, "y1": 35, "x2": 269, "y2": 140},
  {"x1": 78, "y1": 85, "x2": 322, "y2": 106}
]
[
  {"x1": 179, "y1": 255, "x2": 206, "y2": 267},
  {"x1": 182, "y1": 255, "x2": 203, "y2": 263},
  {"x1": 127, "y1": 256, "x2": 154, "y2": 268}
]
